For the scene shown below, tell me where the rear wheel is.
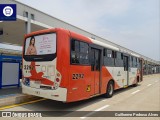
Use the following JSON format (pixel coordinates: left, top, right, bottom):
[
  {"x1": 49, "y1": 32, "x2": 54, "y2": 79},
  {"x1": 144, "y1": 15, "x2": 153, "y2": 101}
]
[{"x1": 104, "y1": 81, "x2": 114, "y2": 98}]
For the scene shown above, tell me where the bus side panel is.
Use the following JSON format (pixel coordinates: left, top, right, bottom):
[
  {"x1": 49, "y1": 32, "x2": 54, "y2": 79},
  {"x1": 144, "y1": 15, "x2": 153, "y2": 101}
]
[
  {"x1": 101, "y1": 66, "x2": 121, "y2": 93},
  {"x1": 56, "y1": 30, "x2": 70, "y2": 88},
  {"x1": 113, "y1": 67, "x2": 126, "y2": 88},
  {"x1": 101, "y1": 66, "x2": 113, "y2": 94},
  {"x1": 129, "y1": 67, "x2": 138, "y2": 85},
  {"x1": 67, "y1": 65, "x2": 94, "y2": 102},
  {"x1": 131, "y1": 59, "x2": 144, "y2": 85}
]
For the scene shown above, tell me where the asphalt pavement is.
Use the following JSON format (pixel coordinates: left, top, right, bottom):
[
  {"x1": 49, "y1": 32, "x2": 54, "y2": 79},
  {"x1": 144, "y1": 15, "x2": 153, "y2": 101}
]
[{"x1": 1, "y1": 74, "x2": 160, "y2": 120}]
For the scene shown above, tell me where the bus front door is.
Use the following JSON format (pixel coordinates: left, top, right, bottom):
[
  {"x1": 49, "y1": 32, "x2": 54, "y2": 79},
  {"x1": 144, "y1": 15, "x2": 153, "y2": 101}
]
[{"x1": 91, "y1": 48, "x2": 101, "y2": 95}]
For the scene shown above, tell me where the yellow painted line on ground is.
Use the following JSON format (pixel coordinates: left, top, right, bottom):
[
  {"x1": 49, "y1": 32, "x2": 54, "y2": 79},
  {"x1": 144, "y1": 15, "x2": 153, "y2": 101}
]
[{"x1": 0, "y1": 98, "x2": 46, "y2": 110}]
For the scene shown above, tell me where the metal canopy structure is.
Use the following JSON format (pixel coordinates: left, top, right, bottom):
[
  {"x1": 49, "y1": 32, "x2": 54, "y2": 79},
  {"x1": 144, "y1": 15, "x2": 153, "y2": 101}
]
[
  {"x1": 0, "y1": 19, "x2": 45, "y2": 45},
  {"x1": 0, "y1": 0, "x2": 159, "y2": 65}
]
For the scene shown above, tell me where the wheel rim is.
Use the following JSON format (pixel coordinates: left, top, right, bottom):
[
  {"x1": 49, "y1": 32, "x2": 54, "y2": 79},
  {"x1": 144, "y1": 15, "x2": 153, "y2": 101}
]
[{"x1": 109, "y1": 84, "x2": 113, "y2": 95}]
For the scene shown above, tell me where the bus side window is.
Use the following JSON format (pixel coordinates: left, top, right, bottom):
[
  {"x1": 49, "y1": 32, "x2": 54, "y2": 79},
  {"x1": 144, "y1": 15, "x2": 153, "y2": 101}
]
[
  {"x1": 107, "y1": 49, "x2": 112, "y2": 58},
  {"x1": 71, "y1": 39, "x2": 89, "y2": 65},
  {"x1": 79, "y1": 42, "x2": 89, "y2": 64},
  {"x1": 137, "y1": 58, "x2": 140, "y2": 68},
  {"x1": 103, "y1": 48, "x2": 114, "y2": 66},
  {"x1": 90, "y1": 50, "x2": 95, "y2": 64},
  {"x1": 71, "y1": 39, "x2": 80, "y2": 64},
  {"x1": 133, "y1": 57, "x2": 137, "y2": 67},
  {"x1": 115, "y1": 52, "x2": 123, "y2": 67},
  {"x1": 130, "y1": 56, "x2": 133, "y2": 67}
]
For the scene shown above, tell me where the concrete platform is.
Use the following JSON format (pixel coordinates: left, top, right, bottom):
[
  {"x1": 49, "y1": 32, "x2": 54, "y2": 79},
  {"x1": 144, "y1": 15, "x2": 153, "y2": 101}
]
[
  {"x1": 0, "y1": 94, "x2": 40, "y2": 108},
  {"x1": 0, "y1": 87, "x2": 40, "y2": 108},
  {"x1": 0, "y1": 87, "x2": 22, "y2": 97}
]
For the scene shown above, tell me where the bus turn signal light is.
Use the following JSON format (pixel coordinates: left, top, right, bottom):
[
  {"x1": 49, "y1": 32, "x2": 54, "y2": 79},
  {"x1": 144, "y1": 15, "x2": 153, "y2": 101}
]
[{"x1": 56, "y1": 78, "x2": 60, "y2": 82}]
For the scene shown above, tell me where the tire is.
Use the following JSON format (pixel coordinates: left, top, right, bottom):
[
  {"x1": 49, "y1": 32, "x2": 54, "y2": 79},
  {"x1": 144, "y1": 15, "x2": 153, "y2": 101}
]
[{"x1": 104, "y1": 81, "x2": 114, "y2": 98}]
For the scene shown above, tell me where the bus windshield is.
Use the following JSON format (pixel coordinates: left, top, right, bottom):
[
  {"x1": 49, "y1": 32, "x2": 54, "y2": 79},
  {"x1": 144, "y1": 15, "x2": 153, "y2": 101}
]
[{"x1": 23, "y1": 33, "x2": 56, "y2": 61}]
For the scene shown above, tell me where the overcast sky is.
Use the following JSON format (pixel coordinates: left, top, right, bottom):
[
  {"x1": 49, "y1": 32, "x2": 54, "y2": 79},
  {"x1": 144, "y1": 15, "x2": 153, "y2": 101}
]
[{"x1": 16, "y1": 0, "x2": 160, "y2": 61}]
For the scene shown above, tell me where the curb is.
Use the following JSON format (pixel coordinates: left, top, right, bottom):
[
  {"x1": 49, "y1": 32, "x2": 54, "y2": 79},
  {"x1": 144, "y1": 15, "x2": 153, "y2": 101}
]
[{"x1": 0, "y1": 94, "x2": 41, "y2": 108}]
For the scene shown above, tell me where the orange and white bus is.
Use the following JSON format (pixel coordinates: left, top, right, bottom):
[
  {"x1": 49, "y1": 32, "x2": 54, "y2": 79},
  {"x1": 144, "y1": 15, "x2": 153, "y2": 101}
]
[{"x1": 22, "y1": 28, "x2": 143, "y2": 102}]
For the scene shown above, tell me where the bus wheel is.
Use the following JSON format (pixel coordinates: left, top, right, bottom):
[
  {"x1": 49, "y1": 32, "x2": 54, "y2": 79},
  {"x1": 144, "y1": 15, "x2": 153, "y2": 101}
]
[{"x1": 105, "y1": 81, "x2": 114, "y2": 98}]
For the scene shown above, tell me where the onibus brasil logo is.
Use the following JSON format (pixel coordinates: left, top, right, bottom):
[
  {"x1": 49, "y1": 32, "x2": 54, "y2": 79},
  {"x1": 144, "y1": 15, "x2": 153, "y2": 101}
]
[{"x1": 3, "y1": 6, "x2": 13, "y2": 17}]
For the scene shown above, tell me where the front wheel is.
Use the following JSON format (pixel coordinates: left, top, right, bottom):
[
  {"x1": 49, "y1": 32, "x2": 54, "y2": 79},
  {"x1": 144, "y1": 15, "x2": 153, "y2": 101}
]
[{"x1": 104, "y1": 81, "x2": 114, "y2": 98}]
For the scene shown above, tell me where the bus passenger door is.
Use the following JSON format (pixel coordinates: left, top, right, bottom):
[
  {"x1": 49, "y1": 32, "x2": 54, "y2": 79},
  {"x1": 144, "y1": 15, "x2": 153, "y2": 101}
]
[
  {"x1": 123, "y1": 56, "x2": 129, "y2": 87},
  {"x1": 91, "y1": 48, "x2": 101, "y2": 95}
]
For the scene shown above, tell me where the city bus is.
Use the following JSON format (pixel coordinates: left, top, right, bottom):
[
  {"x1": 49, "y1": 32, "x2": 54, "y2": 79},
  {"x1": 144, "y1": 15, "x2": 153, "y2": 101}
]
[{"x1": 22, "y1": 28, "x2": 143, "y2": 102}]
